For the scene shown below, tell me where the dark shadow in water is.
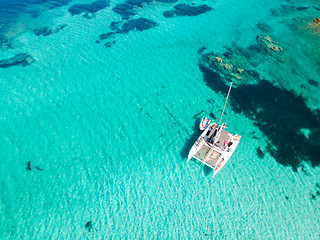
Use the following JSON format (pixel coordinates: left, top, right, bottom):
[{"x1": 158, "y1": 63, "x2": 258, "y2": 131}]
[
  {"x1": 181, "y1": 119, "x2": 201, "y2": 159},
  {"x1": 256, "y1": 147, "x2": 264, "y2": 158},
  {"x1": 199, "y1": 64, "x2": 320, "y2": 171},
  {"x1": 203, "y1": 164, "x2": 213, "y2": 176}
]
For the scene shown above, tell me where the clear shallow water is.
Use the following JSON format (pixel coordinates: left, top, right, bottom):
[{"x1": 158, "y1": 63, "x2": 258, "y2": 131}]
[{"x1": 0, "y1": 0, "x2": 320, "y2": 238}]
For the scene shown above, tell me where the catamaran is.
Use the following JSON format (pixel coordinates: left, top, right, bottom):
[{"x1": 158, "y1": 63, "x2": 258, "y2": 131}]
[{"x1": 187, "y1": 82, "x2": 241, "y2": 177}]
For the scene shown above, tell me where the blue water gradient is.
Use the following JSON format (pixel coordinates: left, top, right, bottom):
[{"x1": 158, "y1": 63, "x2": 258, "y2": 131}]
[{"x1": 0, "y1": 0, "x2": 320, "y2": 238}]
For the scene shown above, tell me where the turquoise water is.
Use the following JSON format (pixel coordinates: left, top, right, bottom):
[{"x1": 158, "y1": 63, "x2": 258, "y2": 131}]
[{"x1": 1, "y1": 0, "x2": 320, "y2": 238}]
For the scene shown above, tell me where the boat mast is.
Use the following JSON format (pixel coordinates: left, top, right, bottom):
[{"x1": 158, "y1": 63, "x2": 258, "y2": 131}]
[
  {"x1": 217, "y1": 82, "x2": 233, "y2": 127},
  {"x1": 213, "y1": 82, "x2": 233, "y2": 143}
]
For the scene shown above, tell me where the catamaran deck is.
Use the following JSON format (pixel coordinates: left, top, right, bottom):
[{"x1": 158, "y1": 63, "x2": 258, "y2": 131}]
[
  {"x1": 194, "y1": 145, "x2": 221, "y2": 168},
  {"x1": 213, "y1": 129, "x2": 232, "y2": 149},
  {"x1": 193, "y1": 128, "x2": 233, "y2": 168}
]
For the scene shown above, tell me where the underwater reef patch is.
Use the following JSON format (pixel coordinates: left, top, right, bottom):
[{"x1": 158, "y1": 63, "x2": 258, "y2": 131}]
[
  {"x1": 201, "y1": 48, "x2": 259, "y2": 85},
  {"x1": 33, "y1": 24, "x2": 67, "y2": 36},
  {"x1": 0, "y1": 37, "x2": 12, "y2": 50},
  {"x1": 163, "y1": 4, "x2": 212, "y2": 18},
  {"x1": 256, "y1": 22, "x2": 272, "y2": 33},
  {"x1": 112, "y1": 0, "x2": 177, "y2": 20},
  {"x1": 156, "y1": 0, "x2": 177, "y2": 3},
  {"x1": 121, "y1": 18, "x2": 157, "y2": 32},
  {"x1": 199, "y1": 53, "x2": 320, "y2": 171},
  {"x1": 256, "y1": 35, "x2": 283, "y2": 52},
  {"x1": 310, "y1": 183, "x2": 320, "y2": 200},
  {"x1": 270, "y1": 4, "x2": 301, "y2": 17},
  {"x1": 43, "y1": 0, "x2": 73, "y2": 9},
  {"x1": 68, "y1": 0, "x2": 110, "y2": 19},
  {"x1": 308, "y1": 79, "x2": 318, "y2": 87},
  {"x1": 256, "y1": 34, "x2": 285, "y2": 62},
  {"x1": 110, "y1": 21, "x2": 123, "y2": 31},
  {"x1": 0, "y1": 53, "x2": 35, "y2": 68},
  {"x1": 99, "y1": 32, "x2": 117, "y2": 41},
  {"x1": 104, "y1": 40, "x2": 116, "y2": 48}
]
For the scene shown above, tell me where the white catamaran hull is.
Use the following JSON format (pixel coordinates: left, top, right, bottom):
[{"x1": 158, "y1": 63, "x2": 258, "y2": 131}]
[{"x1": 187, "y1": 124, "x2": 213, "y2": 161}]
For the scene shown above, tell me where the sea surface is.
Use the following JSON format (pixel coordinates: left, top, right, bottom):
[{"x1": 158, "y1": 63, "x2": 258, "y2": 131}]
[{"x1": 0, "y1": 0, "x2": 320, "y2": 238}]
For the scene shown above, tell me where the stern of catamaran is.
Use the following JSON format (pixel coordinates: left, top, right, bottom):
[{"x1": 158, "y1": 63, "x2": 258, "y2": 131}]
[{"x1": 213, "y1": 133, "x2": 241, "y2": 177}]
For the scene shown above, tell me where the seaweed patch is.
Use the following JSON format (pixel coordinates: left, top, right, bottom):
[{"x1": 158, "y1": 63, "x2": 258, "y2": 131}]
[
  {"x1": 33, "y1": 24, "x2": 67, "y2": 36},
  {"x1": 0, "y1": 53, "x2": 35, "y2": 68},
  {"x1": 113, "y1": 0, "x2": 152, "y2": 20},
  {"x1": 85, "y1": 221, "x2": 93, "y2": 232},
  {"x1": 256, "y1": 22, "x2": 272, "y2": 33},
  {"x1": 156, "y1": 0, "x2": 178, "y2": 3},
  {"x1": 310, "y1": 183, "x2": 320, "y2": 200},
  {"x1": 308, "y1": 79, "x2": 318, "y2": 87},
  {"x1": 69, "y1": 0, "x2": 110, "y2": 18},
  {"x1": 163, "y1": 4, "x2": 212, "y2": 18},
  {"x1": 112, "y1": 0, "x2": 177, "y2": 19},
  {"x1": 121, "y1": 18, "x2": 157, "y2": 32},
  {"x1": 0, "y1": 36, "x2": 13, "y2": 50},
  {"x1": 104, "y1": 40, "x2": 116, "y2": 48},
  {"x1": 26, "y1": 161, "x2": 32, "y2": 171},
  {"x1": 97, "y1": 18, "x2": 157, "y2": 44}
]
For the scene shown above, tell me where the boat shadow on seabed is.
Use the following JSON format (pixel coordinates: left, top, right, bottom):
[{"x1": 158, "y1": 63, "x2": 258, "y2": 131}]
[{"x1": 199, "y1": 63, "x2": 320, "y2": 172}]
